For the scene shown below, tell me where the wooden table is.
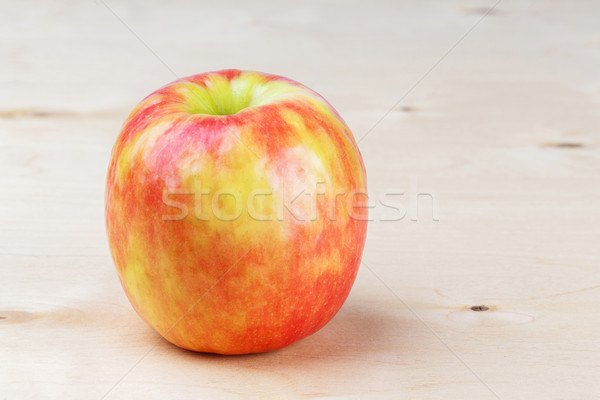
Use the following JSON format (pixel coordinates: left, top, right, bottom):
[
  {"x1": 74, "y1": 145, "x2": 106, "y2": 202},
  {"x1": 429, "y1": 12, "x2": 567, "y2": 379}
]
[{"x1": 2, "y1": 1, "x2": 599, "y2": 398}]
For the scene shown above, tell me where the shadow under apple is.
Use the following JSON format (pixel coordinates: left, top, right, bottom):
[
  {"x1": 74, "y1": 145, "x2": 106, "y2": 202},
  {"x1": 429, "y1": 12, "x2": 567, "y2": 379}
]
[{"x1": 142, "y1": 295, "x2": 426, "y2": 398}]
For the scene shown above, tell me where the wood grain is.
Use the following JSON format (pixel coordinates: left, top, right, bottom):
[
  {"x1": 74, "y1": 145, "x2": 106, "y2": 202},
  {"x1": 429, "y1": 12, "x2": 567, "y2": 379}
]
[{"x1": 1, "y1": 0, "x2": 599, "y2": 399}]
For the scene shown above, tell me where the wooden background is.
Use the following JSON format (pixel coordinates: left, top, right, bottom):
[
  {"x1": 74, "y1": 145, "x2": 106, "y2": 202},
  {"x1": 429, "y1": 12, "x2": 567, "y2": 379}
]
[{"x1": 1, "y1": 0, "x2": 599, "y2": 398}]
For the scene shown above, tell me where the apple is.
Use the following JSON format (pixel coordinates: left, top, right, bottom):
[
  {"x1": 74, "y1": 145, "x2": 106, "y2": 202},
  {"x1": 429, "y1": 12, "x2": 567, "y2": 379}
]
[{"x1": 105, "y1": 69, "x2": 367, "y2": 354}]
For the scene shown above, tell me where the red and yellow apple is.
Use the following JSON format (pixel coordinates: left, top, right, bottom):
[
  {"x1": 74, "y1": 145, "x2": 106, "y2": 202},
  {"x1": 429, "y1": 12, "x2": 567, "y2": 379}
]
[{"x1": 105, "y1": 69, "x2": 367, "y2": 354}]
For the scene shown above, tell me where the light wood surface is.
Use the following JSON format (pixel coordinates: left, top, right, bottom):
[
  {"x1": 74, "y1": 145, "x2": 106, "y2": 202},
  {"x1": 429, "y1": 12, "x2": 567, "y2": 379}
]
[{"x1": 2, "y1": 1, "x2": 599, "y2": 399}]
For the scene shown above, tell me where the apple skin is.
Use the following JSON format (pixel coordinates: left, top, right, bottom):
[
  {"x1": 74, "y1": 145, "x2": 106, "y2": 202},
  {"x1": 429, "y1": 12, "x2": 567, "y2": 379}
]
[{"x1": 105, "y1": 69, "x2": 367, "y2": 354}]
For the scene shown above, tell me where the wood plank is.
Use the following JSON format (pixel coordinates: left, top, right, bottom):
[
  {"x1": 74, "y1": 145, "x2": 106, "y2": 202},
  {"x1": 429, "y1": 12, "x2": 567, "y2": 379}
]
[{"x1": 1, "y1": 0, "x2": 599, "y2": 398}]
